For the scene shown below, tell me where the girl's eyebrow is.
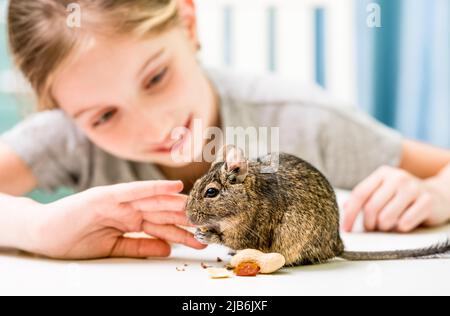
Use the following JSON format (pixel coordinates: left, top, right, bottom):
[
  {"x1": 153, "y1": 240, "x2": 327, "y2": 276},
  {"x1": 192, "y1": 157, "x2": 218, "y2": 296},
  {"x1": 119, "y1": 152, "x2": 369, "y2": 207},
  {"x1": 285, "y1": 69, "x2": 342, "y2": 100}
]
[
  {"x1": 73, "y1": 105, "x2": 103, "y2": 119},
  {"x1": 137, "y1": 48, "x2": 165, "y2": 79},
  {"x1": 72, "y1": 49, "x2": 165, "y2": 119}
]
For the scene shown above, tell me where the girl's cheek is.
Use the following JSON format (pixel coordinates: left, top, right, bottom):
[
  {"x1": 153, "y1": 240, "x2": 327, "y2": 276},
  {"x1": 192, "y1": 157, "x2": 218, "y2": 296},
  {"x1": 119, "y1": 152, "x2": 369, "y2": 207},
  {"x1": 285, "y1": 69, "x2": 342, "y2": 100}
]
[
  {"x1": 151, "y1": 77, "x2": 194, "y2": 118},
  {"x1": 83, "y1": 125, "x2": 125, "y2": 149}
]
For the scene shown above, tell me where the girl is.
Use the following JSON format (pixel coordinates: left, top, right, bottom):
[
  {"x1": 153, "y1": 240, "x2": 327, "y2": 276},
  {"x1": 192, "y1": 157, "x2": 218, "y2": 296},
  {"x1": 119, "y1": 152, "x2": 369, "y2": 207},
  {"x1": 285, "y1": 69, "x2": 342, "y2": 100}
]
[{"x1": 0, "y1": 0, "x2": 449, "y2": 260}]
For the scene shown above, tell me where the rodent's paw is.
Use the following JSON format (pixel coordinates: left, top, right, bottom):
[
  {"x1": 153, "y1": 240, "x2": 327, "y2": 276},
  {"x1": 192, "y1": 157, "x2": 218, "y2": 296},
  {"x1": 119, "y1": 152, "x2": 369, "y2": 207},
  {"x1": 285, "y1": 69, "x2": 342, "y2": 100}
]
[
  {"x1": 194, "y1": 230, "x2": 211, "y2": 244},
  {"x1": 195, "y1": 228, "x2": 221, "y2": 245}
]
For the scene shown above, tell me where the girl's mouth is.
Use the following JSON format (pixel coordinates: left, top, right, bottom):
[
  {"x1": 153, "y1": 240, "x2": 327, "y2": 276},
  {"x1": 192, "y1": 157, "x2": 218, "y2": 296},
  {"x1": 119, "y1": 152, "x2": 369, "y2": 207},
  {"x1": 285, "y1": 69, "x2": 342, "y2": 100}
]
[{"x1": 148, "y1": 114, "x2": 193, "y2": 155}]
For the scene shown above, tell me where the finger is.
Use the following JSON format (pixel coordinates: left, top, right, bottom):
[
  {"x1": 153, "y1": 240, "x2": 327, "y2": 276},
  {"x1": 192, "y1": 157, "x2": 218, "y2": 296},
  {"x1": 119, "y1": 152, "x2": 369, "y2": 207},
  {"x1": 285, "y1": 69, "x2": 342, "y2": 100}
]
[
  {"x1": 142, "y1": 211, "x2": 195, "y2": 227},
  {"x1": 110, "y1": 181, "x2": 184, "y2": 203},
  {"x1": 110, "y1": 237, "x2": 171, "y2": 258},
  {"x1": 363, "y1": 181, "x2": 398, "y2": 231},
  {"x1": 396, "y1": 194, "x2": 432, "y2": 233},
  {"x1": 142, "y1": 222, "x2": 206, "y2": 250},
  {"x1": 343, "y1": 168, "x2": 386, "y2": 232},
  {"x1": 131, "y1": 194, "x2": 188, "y2": 212},
  {"x1": 376, "y1": 185, "x2": 420, "y2": 231}
]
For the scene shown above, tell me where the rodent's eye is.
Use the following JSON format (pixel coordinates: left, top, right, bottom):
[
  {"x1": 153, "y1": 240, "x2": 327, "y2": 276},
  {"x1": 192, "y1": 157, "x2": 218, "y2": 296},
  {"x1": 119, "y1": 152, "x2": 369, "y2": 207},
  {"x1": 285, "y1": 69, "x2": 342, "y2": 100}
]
[{"x1": 204, "y1": 188, "x2": 220, "y2": 198}]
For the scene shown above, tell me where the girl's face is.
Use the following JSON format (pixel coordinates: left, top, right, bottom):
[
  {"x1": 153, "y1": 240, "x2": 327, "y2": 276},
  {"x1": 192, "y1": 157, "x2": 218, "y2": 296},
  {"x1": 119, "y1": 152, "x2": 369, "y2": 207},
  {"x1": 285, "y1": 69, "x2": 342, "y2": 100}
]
[{"x1": 52, "y1": 26, "x2": 218, "y2": 167}]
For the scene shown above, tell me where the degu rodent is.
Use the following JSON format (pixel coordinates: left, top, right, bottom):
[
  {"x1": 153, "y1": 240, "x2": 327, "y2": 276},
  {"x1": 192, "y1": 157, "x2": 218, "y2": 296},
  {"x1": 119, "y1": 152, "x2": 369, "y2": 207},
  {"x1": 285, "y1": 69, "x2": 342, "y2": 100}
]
[{"x1": 186, "y1": 145, "x2": 450, "y2": 266}]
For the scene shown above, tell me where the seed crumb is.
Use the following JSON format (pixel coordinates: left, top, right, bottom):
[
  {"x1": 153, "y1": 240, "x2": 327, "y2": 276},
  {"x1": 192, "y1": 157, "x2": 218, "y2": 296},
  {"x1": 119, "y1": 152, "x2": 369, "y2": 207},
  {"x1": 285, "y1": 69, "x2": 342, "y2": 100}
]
[
  {"x1": 207, "y1": 268, "x2": 232, "y2": 279},
  {"x1": 201, "y1": 262, "x2": 212, "y2": 269}
]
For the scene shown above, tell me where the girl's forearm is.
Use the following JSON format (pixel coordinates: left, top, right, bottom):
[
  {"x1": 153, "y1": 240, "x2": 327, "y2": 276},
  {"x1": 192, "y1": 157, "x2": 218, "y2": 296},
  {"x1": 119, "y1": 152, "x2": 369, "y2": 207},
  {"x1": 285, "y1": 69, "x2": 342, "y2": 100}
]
[
  {"x1": 440, "y1": 162, "x2": 450, "y2": 179},
  {"x1": 0, "y1": 193, "x2": 38, "y2": 251},
  {"x1": 425, "y1": 163, "x2": 450, "y2": 224},
  {"x1": 428, "y1": 163, "x2": 450, "y2": 195}
]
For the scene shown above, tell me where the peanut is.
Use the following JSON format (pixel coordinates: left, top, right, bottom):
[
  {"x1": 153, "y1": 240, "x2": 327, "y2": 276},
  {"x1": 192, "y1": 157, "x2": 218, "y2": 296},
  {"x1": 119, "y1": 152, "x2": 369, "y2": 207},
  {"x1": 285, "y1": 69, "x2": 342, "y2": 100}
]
[{"x1": 230, "y1": 249, "x2": 286, "y2": 274}]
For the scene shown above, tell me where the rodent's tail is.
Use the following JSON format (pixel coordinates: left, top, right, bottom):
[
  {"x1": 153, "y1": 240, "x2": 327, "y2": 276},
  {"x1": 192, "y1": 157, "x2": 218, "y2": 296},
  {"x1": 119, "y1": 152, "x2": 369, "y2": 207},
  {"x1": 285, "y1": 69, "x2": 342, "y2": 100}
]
[{"x1": 339, "y1": 239, "x2": 450, "y2": 261}]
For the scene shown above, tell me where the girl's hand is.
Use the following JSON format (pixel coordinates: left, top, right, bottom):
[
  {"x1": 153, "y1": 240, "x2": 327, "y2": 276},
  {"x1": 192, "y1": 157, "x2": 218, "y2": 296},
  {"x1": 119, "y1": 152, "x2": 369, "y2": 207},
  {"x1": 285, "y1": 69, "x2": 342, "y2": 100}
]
[
  {"x1": 27, "y1": 180, "x2": 206, "y2": 259},
  {"x1": 343, "y1": 166, "x2": 450, "y2": 233}
]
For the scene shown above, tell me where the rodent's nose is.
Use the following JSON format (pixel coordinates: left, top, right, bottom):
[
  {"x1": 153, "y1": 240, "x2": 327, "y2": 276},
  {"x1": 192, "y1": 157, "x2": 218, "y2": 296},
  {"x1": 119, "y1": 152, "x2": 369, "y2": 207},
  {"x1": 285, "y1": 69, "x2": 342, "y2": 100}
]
[
  {"x1": 184, "y1": 202, "x2": 195, "y2": 221},
  {"x1": 186, "y1": 207, "x2": 201, "y2": 226},
  {"x1": 185, "y1": 198, "x2": 204, "y2": 226},
  {"x1": 187, "y1": 212, "x2": 201, "y2": 226}
]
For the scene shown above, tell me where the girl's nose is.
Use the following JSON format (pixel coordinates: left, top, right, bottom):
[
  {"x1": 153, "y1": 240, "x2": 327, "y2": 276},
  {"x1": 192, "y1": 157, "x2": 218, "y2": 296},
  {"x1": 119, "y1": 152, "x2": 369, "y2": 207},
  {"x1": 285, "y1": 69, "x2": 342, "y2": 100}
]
[{"x1": 132, "y1": 101, "x2": 174, "y2": 143}]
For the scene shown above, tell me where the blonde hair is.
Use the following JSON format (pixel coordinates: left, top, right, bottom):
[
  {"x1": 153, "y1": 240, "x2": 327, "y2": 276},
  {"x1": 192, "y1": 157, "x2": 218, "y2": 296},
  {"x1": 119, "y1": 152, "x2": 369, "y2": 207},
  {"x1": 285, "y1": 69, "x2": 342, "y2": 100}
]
[{"x1": 8, "y1": 0, "x2": 179, "y2": 111}]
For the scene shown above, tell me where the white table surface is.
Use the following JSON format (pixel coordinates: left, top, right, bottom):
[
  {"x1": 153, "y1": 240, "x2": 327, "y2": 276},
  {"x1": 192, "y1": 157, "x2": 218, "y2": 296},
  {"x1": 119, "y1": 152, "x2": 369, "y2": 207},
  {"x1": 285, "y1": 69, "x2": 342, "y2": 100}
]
[{"x1": 1, "y1": 190, "x2": 449, "y2": 296}]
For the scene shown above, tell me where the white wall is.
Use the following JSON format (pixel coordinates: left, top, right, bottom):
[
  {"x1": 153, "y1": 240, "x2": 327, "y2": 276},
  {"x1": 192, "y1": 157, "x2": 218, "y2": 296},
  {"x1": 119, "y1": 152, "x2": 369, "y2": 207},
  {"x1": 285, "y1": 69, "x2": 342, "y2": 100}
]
[{"x1": 196, "y1": 0, "x2": 357, "y2": 105}]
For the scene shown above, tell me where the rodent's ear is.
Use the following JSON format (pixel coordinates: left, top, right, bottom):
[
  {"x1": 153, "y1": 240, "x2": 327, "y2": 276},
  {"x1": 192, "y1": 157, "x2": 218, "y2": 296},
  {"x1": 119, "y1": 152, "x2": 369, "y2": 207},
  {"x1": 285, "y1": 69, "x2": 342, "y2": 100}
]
[
  {"x1": 224, "y1": 159, "x2": 248, "y2": 184},
  {"x1": 214, "y1": 145, "x2": 247, "y2": 165},
  {"x1": 215, "y1": 145, "x2": 248, "y2": 184}
]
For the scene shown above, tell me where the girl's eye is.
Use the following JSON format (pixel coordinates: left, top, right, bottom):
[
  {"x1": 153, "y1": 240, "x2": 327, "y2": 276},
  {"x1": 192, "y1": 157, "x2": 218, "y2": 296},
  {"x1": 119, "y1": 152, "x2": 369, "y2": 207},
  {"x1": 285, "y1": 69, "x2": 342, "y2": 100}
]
[
  {"x1": 146, "y1": 68, "x2": 168, "y2": 90},
  {"x1": 204, "y1": 188, "x2": 220, "y2": 199},
  {"x1": 93, "y1": 110, "x2": 116, "y2": 128}
]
